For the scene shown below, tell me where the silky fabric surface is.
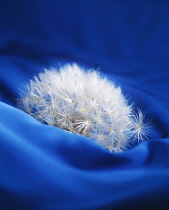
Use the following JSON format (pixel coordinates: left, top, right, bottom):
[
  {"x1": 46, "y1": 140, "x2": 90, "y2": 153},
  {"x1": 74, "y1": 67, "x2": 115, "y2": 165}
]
[{"x1": 0, "y1": 1, "x2": 169, "y2": 209}]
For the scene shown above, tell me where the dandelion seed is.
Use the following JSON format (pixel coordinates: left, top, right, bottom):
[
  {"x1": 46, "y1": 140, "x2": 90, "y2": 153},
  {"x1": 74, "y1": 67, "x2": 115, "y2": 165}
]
[
  {"x1": 130, "y1": 109, "x2": 152, "y2": 142},
  {"x1": 18, "y1": 64, "x2": 153, "y2": 152}
]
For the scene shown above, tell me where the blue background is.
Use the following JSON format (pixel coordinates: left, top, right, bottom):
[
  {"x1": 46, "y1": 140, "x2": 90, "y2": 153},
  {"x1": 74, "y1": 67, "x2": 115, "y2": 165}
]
[{"x1": 0, "y1": 0, "x2": 169, "y2": 209}]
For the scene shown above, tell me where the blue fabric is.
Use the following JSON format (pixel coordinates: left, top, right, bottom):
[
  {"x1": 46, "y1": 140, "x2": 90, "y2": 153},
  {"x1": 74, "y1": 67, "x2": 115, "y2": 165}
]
[{"x1": 1, "y1": 1, "x2": 169, "y2": 209}]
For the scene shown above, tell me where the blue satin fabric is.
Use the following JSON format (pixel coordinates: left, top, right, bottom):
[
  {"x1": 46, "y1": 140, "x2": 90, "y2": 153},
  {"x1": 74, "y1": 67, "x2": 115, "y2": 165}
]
[{"x1": 0, "y1": 1, "x2": 169, "y2": 209}]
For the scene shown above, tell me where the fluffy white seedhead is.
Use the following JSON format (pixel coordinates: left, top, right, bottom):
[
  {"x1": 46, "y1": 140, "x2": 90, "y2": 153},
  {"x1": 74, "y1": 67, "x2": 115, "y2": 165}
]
[{"x1": 18, "y1": 64, "x2": 152, "y2": 152}]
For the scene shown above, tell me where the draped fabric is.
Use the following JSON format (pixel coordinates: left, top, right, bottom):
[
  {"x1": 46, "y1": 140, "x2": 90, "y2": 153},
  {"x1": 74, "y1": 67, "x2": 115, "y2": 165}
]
[{"x1": 0, "y1": 1, "x2": 169, "y2": 209}]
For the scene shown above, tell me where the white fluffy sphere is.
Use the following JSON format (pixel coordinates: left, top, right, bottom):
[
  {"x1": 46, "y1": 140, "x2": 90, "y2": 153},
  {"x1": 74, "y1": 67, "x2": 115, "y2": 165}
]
[{"x1": 18, "y1": 64, "x2": 151, "y2": 152}]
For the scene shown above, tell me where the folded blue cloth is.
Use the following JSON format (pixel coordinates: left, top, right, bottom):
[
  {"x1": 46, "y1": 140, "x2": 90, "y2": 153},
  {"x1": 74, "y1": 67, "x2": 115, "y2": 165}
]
[{"x1": 1, "y1": 1, "x2": 169, "y2": 209}]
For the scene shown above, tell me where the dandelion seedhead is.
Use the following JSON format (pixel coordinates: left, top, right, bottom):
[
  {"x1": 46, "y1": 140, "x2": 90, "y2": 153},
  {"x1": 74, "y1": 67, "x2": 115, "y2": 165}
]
[{"x1": 18, "y1": 64, "x2": 152, "y2": 152}]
